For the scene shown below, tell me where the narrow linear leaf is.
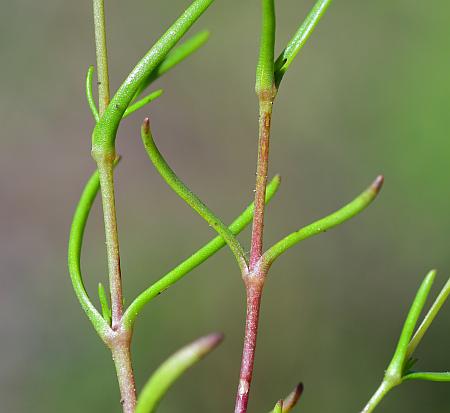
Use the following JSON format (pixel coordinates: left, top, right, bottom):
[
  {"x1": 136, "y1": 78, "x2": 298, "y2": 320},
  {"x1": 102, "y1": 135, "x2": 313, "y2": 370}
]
[
  {"x1": 135, "y1": 333, "x2": 224, "y2": 413},
  {"x1": 124, "y1": 89, "x2": 163, "y2": 118},
  {"x1": 386, "y1": 270, "x2": 436, "y2": 378},
  {"x1": 274, "y1": 0, "x2": 332, "y2": 88},
  {"x1": 403, "y1": 372, "x2": 450, "y2": 382},
  {"x1": 86, "y1": 66, "x2": 100, "y2": 122},
  {"x1": 140, "y1": 118, "x2": 247, "y2": 271},
  {"x1": 263, "y1": 176, "x2": 383, "y2": 266},
  {"x1": 122, "y1": 175, "x2": 281, "y2": 329},
  {"x1": 134, "y1": 30, "x2": 210, "y2": 99},
  {"x1": 68, "y1": 160, "x2": 120, "y2": 340},
  {"x1": 97, "y1": 282, "x2": 111, "y2": 325},
  {"x1": 407, "y1": 275, "x2": 450, "y2": 358},
  {"x1": 92, "y1": 0, "x2": 214, "y2": 155}
]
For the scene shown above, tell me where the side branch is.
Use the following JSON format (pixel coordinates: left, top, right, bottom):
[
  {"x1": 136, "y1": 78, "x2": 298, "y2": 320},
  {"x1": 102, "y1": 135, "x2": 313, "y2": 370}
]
[{"x1": 263, "y1": 175, "x2": 383, "y2": 267}]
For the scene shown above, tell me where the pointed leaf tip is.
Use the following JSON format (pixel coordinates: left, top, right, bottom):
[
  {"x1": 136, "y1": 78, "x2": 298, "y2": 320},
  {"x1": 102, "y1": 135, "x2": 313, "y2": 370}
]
[
  {"x1": 194, "y1": 332, "x2": 224, "y2": 355},
  {"x1": 283, "y1": 382, "x2": 304, "y2": 411},
  {"x1": 371, "y1": 175, "x2": 384, "y2": 194},
  {"x1": 135, "y1": 331, "x2": 224, "y2": 413},
  {"x1": 142, "y1": 118, "x2": 150, "y2": 134}
]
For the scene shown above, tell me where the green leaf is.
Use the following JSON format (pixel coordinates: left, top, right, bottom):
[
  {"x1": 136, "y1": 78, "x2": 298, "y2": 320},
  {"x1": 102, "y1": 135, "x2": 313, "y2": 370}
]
[
  {"x1": 123, "y1": 89, "x2": 163, "y2": 118},
  {"x1": 403, "y1": 372, "x2": 450, "y2": 382},
  {"x1": 407, "y1": 275, "x2": 450, "y2": 358},
  {"x1": 97, "y1": 282, "x2": 111, "y2": 325},
  {"x1": 263, "y1": 176, "x2": 383, "y2": 267},
  {"x1": 86, "y1": 65, "x2": 100, "y2": 122},
  {"x1": 274, "y1": 0, "x2": 333, "y2": 88},
  {"x1": 68, "y1": 160, "x2": 120, "y2": 341},
  {"x1": 134, "y1": 30, "x2": 210, "y2": 100},
  {"x1": 140, "y1": 118, "x2": 247, "y2": 271},
  {"x1": 386, "y1": 270, "x2": 436, "y2": 380},
  {"x1": 135, "y1": 333, "x2": 223, "y2": 413}
]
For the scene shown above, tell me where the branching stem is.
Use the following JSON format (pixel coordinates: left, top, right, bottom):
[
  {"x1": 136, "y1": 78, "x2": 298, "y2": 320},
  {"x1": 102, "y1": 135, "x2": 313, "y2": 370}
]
[
  {"x1": 235, "y1": 2, "x2": 275, "y2": 412},
  {"x1": 92, "y1": 1, "x2": 136, "y2": 411}
]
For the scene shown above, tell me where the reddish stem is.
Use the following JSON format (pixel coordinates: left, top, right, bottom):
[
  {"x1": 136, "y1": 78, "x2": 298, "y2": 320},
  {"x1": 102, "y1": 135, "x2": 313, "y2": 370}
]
[
  {"x1": 234, "y1": 279, "x2": 264, "y2": 413},
  {"x1": 249, "y1": 101, "x2": 273, "y2": 270},
  {"x1": 110, "y1": 330, "x2": 137, "y2": 413},
  {"x1": 235, "y1": 95, "x2": 274, "y2": 413}
]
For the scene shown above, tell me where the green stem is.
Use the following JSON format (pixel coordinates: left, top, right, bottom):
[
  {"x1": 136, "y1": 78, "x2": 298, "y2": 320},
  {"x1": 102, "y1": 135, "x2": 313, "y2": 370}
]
[
  {"x1": 111, "y1": 333, "x2": 137, "y2": 413},
  {"x1": 93, "y1": 0, "x2": 110, "y2": 115},
  {"x1": 95, "y1": 154, "x2": 124, "y2": 330},
  {"x1": 360, "y1": 380, "x2": 395, "y2": 413},
  {"x1": 250, "y1": 0, "x2": 276, "y2": 271},
  {"x1": 91, "y1": 3, "x2": 135, "y2": 411}
]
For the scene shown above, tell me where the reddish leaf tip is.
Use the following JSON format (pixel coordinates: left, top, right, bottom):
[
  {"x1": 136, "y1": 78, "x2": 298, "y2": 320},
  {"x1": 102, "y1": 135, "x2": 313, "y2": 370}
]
[
  {"x1": 371, "y1": 175, "x2": 384, "y2": 194},
  {"x1": 283, "y1": 382, "x2": 304, "y2": 411},
  {"x1": 142, "y1": 117, "x2": 150, "y2": 134}
]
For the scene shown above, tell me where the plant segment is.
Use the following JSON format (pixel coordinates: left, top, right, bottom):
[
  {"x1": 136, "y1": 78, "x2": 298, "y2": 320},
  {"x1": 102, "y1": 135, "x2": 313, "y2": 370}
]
[
  {"x1": 235, "y1": 1, "x2": 381, "y2": 411},
  {"x1": 68, "y1": 1, "x2": 282, "y2": 412},
  {"x1": 136, "y1": 1, "x2": 383, "y2": 412},
  {"x1": 361, "y1": 270, "x2": 450, "y2": 412}
]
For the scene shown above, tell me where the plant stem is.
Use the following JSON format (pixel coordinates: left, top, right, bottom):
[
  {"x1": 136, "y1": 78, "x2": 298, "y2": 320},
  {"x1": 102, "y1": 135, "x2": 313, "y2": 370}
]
[
  {"x1": 360, "y1": 380, "x2": 395, "y2": 413},
  {"x1": 111, "y1": 332, "x2": 137, "y2": 413},
  {"x1": 93, "y1": 0, "x2": 110, "y2": 115},
  {"x1": 249, "y1": 100, "x2": 273, "y2": 270},
  {"x1": 235, "y1": 3, "x2": 276, "y2": 412},
  {"x1": 96, "y1": 154, "x2": 124, "y2": 328},
  {"x1": 92, "y1": 1, "x2": 136, "y2": 411},
  {"x1": 235, "y1": 277, "x2": 265, "y2": 413},
  {"x1": 235, "y1": 96, "x2": 273, "y2": 413}
]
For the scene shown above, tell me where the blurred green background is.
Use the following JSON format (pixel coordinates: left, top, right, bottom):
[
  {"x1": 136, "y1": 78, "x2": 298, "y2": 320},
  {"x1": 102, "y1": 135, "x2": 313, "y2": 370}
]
[{"x1": 1, "y1": 0, "x2": 450, "y2": 412}]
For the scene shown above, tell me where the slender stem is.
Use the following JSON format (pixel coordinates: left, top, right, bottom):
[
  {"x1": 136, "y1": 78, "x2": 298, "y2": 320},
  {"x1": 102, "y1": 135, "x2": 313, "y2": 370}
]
[
  {"x1": 249, "y1": 102, "x2": 273, "y2": 270},
  {"x1": 93, "y1": 0, "x2": 110, "y2": 115},
  {"x1": 235, "y1": 3, "x2": 276, "y2": 412},
  {"x1": 92, "y1": 3, "x2": 135, "y2": 410},
  {"x1": 360, "y1": 380, "x2": 395, "y2": 413},
  {"x1": 111, "y1": 334, "x2": 137, "y2": 413},
  {"x1": 249, "y1": 0, "x2": 275, "y2": 270},
  {"x1": 235, "y1": 279, "x2": 265, "y2": 413},
  {"x1": 95, "y1": 155, "x2": 124, "y2": 330}
]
